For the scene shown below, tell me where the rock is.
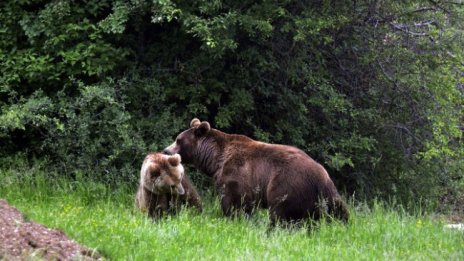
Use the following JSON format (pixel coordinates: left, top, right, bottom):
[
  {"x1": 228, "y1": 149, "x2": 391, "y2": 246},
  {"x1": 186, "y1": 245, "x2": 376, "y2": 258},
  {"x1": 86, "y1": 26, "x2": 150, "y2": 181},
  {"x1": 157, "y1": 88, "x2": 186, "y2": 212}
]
[{"x1": 444, "y1": 223, "x2": 464, "y2": 231}]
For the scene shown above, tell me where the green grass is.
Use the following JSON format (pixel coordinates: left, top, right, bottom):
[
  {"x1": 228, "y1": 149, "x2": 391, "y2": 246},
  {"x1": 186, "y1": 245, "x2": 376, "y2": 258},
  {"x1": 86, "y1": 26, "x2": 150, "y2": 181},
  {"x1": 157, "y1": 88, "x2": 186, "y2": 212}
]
[{"x1": 1, "y1": 168, "x2": 463, "y2": 260}]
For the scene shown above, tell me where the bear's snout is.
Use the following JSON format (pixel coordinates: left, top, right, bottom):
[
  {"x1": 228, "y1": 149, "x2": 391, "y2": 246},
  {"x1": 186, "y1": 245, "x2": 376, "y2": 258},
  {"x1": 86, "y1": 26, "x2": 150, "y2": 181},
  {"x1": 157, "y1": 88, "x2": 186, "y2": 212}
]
[
  {"x1": 163, "y1": 141, "x2": 179, "y2": 155},
  {"x1": 174, "y1": 183, "x2": 185, "y2": 195}
]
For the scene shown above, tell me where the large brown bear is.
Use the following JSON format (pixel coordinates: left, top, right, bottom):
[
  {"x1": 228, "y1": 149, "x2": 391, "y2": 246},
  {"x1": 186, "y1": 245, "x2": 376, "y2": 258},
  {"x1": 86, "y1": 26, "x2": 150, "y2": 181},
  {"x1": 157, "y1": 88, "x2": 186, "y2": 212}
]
[
  {"x1": 163, "y1": 118, "x2": 349, "y2": 226},
  {"x1": 135, "y1": 152, "x2": 202, "y2": 217}
]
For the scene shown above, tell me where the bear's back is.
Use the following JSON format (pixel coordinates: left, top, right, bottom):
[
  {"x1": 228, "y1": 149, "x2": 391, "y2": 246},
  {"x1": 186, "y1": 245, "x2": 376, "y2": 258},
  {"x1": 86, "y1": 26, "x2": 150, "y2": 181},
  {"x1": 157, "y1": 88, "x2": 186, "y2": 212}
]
[{"x1": 223, "y1": 136, "x2": 326, "y2": 175}]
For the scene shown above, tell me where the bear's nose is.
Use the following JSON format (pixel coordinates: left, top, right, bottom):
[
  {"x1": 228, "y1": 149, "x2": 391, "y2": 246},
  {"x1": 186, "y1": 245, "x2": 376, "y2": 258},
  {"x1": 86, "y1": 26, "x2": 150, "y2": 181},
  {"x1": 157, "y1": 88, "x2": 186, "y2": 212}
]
[{"x1": 163, "y1": 149, "x2": 172, "y2": 155}]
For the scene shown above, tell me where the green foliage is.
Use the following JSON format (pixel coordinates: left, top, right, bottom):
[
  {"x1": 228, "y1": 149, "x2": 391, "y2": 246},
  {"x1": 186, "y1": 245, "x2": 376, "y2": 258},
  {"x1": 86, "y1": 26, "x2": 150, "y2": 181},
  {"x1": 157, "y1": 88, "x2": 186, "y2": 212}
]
[
  {"x1": 0, "y1": 0, "x2": 463, "y2": 206},
  {"x1": 0, "y1": 90, "x2": 53, "y2": 132}
]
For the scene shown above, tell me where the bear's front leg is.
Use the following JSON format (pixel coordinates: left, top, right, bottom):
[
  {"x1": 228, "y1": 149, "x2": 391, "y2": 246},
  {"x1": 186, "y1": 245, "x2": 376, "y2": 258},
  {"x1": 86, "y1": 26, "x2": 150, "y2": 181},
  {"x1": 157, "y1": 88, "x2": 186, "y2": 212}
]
[
  {"x1": 218, "y1": 180, "x2": 246, "y2": 218},
  {"x1": 148, "y1": 195, "x2": 169, "y2": 218}
]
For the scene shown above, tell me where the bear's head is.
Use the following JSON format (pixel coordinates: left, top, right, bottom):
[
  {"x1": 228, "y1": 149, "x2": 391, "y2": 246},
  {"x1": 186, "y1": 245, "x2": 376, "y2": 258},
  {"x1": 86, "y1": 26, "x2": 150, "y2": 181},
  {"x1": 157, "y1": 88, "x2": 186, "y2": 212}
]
[
  {"x1": 163, "y1": 118, "x2": 211, "y2": 163},
  {"x1": 141, "y1": 153, "x2": 185, "y2": 195}
]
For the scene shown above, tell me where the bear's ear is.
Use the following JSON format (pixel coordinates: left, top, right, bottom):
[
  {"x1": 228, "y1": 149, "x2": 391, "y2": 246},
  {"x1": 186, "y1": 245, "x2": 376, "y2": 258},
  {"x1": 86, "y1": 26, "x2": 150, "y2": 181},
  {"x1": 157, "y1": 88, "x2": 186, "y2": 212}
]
[
  {"x1": 194, "y1": 121, "x2": 211, "y2": 137},
  {"x1": 190, "y1": 118, "x2": 201, "y2": 128},
  {"x1": 168, "y1": 154, "x2": 181, "y2": 167}
]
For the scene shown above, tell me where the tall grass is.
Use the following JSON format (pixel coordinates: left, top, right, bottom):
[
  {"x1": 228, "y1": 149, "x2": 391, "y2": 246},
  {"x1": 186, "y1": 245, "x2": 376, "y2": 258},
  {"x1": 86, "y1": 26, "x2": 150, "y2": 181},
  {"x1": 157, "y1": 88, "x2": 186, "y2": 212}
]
[{"x1": 0, "y1": 167, "x2": 462, "y2": 260}]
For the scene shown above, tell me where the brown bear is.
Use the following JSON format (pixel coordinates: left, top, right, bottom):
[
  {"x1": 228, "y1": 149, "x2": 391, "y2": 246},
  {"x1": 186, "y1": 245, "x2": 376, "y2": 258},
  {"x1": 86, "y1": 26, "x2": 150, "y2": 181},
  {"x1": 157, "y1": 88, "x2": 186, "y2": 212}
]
[
  {"x1": 163, "y1": 118, "x2": 349, "y2": 226},
  {"x1": 135, "y1": 152, "x2": 202, "y2": 217}
]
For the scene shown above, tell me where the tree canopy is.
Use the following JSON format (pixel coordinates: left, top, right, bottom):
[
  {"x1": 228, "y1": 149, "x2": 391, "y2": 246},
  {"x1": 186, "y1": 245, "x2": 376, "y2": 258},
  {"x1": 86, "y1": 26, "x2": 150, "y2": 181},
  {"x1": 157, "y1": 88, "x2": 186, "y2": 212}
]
[{"x1": 1, "y1": 0, "x2": 463, "y2": 205}]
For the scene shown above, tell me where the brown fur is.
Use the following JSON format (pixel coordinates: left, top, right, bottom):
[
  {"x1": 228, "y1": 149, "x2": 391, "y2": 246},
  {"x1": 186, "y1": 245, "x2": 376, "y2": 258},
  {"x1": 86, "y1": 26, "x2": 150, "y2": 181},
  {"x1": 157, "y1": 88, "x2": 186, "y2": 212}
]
[
  {"x1": 164, "y1": 118, "x2": 349, "y2": 225},
  {"x1": 135, "y1": 153, "x2": 202, "y2": 217}
]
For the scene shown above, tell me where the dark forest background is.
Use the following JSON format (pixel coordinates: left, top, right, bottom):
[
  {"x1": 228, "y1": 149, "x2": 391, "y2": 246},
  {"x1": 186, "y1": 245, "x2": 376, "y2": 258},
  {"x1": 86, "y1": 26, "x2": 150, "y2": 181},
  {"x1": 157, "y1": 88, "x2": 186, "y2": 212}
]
[{"x1": 1, "y1": 0, "x2": 463, "y2": 208}]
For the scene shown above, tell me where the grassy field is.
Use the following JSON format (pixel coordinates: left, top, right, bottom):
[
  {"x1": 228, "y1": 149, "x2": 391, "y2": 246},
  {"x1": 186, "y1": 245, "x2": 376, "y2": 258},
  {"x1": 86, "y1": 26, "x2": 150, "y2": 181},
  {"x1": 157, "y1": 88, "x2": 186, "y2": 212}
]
[{"x1": 1, "y1": 167, "x2": 463, "y2": 260}]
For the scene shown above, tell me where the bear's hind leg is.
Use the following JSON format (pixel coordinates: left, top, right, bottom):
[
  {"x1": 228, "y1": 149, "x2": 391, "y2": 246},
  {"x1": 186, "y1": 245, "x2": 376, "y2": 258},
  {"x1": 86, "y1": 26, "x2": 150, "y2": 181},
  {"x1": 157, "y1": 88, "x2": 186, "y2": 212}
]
[{"x1": 327, "y1": 197, "x2": 350, "y2": 223}]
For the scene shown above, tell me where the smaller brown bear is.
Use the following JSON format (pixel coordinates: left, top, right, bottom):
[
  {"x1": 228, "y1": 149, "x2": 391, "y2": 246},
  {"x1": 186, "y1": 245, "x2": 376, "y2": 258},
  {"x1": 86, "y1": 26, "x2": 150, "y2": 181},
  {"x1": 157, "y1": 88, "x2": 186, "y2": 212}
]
[{"x1": 135, "y1": 152, "x2": 202, "y2": 217}]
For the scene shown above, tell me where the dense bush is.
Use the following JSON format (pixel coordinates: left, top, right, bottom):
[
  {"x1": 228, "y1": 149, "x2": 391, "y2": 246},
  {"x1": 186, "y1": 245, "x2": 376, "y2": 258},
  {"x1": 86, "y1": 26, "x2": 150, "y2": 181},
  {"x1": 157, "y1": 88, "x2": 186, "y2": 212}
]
[{"x1": 1, "y1": 1, "x2": 462, "y2": 205}]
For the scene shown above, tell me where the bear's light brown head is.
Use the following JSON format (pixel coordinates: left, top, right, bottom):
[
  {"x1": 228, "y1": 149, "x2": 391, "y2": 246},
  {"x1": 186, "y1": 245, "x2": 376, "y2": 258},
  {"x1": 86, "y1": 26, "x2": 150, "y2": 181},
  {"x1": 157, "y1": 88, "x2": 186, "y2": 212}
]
[
  {"x1": 140, "y1": 153, "x2": 185, "y2": 195},
  {"x1": 163, "y1": 118, "x2": 211, "y2": 164}
]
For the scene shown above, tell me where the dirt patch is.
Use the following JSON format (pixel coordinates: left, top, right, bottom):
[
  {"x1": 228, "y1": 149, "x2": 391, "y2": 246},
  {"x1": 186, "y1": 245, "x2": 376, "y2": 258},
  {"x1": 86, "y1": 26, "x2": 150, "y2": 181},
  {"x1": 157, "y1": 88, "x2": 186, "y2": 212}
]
[{"x1": 0, "y1": 199, "x2": 102, "y2": 260}]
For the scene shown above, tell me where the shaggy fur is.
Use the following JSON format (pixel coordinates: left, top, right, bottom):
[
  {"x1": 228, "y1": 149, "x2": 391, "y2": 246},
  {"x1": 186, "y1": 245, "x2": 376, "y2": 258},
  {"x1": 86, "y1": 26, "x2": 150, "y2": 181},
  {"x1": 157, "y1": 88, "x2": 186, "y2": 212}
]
[
  {"x1": 135, "y1": 153, "x2": 202, "y2": 217},
  {"x1": 164, "y1": 118, "x2": 349, "y2": 225}
]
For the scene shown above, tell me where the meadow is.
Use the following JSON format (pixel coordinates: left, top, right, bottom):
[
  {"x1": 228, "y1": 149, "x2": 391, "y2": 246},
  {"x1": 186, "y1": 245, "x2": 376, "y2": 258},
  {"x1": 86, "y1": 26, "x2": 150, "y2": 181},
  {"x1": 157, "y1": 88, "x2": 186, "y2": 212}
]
[{"x1": 0, "y1": 167, "x2": 462, "y2": 261}]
